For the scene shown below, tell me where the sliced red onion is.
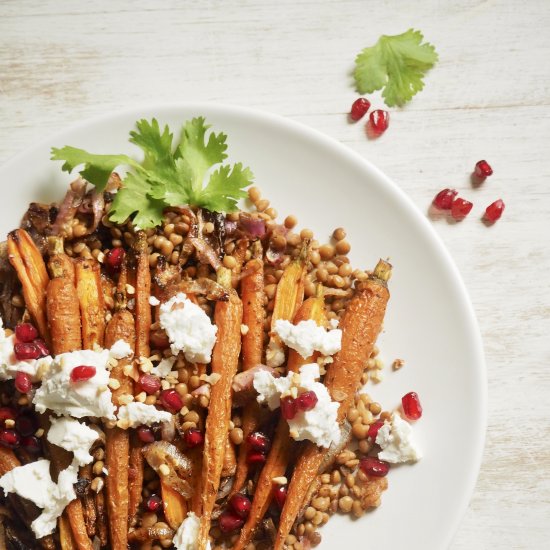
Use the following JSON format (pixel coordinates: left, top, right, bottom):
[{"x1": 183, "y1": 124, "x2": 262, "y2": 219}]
[
  {"x1": 189, "y1": 237, "x2": 222, "y2": 271},
  {"x1": 265, "y1": 246, "x2": 284, "y2": 266},
  {"x1": 224, "y1": 219, "x2": 238, "y2": 237},
  {"x1": 239, "y1": 213, "x2": 266, "y2": 238},
  {"x1": 51, "y1": 177, "x2": 87, "y2": 236}
]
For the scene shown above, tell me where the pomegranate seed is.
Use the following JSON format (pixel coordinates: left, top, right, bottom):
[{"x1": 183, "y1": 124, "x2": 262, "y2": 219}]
[
  {"x1": 360, "y1": 457, "x2": 390, "y2": 477},
  {"x1": 34, "y1": 339, "x2": 50, "y2": 357},
  {"x1": 484, "y1": 199, "x2": 505, "y2": 222},
  {"x1": 21, "y1": 435, "x2": 41, "y2": 453},
  {"x1": 280, "y1": 396, "x2": 297, "y2": 420},
  {"x1": 402, "y1": 391, "x2": 423, "y2": 420},
  {"x1": 0, "y1": 407, "x2": 17, "y2": 423},
  {"x1": 159, "y1": 389, "x2": 183, "y2": 412},
  {"x1": 433, "y1": 188, "x2": 458, "y2": 210},
  {"x1": 145, "y1": 494, "x2": 162, "y2": 512},
  {"x1": 70, "y1": 366, "x2": 96, "y2": 383},
  {"x1": 14, "y1": 342, "x2": 40, "y2": 361},
  {"x1": 149, "y1": 330, "x2": 170, "y2": 350},
  {"x1": 183, "y1": 428, "x2": 204, "y2": 448},
  {"x1": 218, "y1": 510, "x2": 244, "y2": 533},
  {"x1": 137, "y1": 426, "x2": 155, "y2": 443},
  {"x1": 450, "y1": 197, "x2": 473, "y2": 220},
  {"x1": 367, "y1": 420, "x2": 385, "y2": 441},
  {"x1": 15, "y1": 371, "x2": 32, "y2": 393},
  {"x1": 296, "y1": 390, "x2": 318, "y2": 412},
  {"x1": 14, "y1": 323, "x2": 38, "y2": 343},
  {"x1": 350, "y1": 98, "x2": 371, "y2": 121},
  {"x1": 369, "y1": 110, "x2": 390, "y2": 134},
  {"x1": 228, "y1": 493, "x2": 252, "y2": 519},
  {"x1": 15, "y1": 414, "x2": 38, "y2": 437},
  {"x1": 105, "y1": 247, "x2": 125, "y2": 272},
  {"x1": 246, "y1": 431, "x2": 271, "y2": 453},
  {"x1": 247, "y1": 451, "x2": 267, "y2": 466},
  {"x1": 138, "y1": 374, "x2": 161, "y2": 395},
  {"x1": 272, "y1": 484, "x2": 287, "y2": 509},
  {"x1": 474, "y1": 160, "x2": 493, "y2": 179},
  {"x1": 0, "y1": 429, "x2": 20, "y2": 448}
]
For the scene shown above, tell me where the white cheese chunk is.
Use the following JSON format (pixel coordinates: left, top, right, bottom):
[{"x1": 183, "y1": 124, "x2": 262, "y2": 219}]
[
  {"x1": 173, "y1": 511, "x2": 211, "y2": 550},
  {"x1": 151, "y1": 356, "x2": 177, "y2": 378},
  {"x1": 109, "y1": 339, "x2": 133, "y2": 360},
  {"x1": 117, "y1": 402, "x2": 172, "y2": 428},
  {"x1": 159, "y1": 293, "x2": 217, "y2": 363},
  {"x1": 47, "y1": 417, "x2": 98, "y2": 466},
  {"x1": 274, "y1": 319, "x2": 342, "y2": 359},
  {"x1": 376, "y1": 412, "x2": 422, "y2": 463},
  {"x1": 149, "y1": 296, "x2": 161, "y2": 306},
  {"x1": 265, "y1": 339, "x2": 285, "y2": 368}
]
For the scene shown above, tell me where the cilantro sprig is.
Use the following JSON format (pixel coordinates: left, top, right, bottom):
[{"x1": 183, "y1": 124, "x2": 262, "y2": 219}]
[
  {"x1": 51, "y1": 117, "x2": 254, "y2": 229},
  {"x1": 354, "y1": 29, "x2": 438, "y2": 107}
]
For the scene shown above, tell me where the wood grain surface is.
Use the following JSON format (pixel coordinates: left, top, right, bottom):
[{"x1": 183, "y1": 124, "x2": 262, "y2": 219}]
[{"x1": 1, "y1": 1, "x2": 549, "y2": 548}]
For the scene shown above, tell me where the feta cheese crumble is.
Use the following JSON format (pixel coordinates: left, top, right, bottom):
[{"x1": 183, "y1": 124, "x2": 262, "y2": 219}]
[
  {"x1": 159, "y1": 293, "x2": 217, "y2": 363},
  {"x1": 375, "y1": 412, "x2": 422, "y2": 463},
  {"x1": 47, "y1": 417, "x2": 99, "y2": 466},
  {"x1": 149, "y1": 296, "x2": 160, "y2": 306},
  {"x1": 265, "y1": 339, "x2": 285, "y2": 368},
  {"x1": 151, "y1": 356, "x2": 177, "y2": 378},
  {"x1": 274, "y1": 319, "x2": 342, "y2": 359},
  {"x1": 117, "y1": 402, "x2": 172, "y2": 428},
  {"x1": 109, "y1": 339, "x2": 133, "y2": 360},
  {"x1": 254, "y1": 363, "x2": 340, "y2": 448},
  {"x1": 173, "y1": 512, "x2": 211, "y2": 550}
]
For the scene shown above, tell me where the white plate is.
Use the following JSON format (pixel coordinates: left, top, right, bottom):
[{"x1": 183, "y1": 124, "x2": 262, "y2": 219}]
[{"x1": 0, "y1": 104, "x2": 486, "y2": 549}]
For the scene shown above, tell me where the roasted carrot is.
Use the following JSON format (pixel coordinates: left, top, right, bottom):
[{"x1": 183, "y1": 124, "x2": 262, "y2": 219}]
[
  {"x1": 6, "y1": 229, "x2": 49, "y2": 343},
  {"x1": 58, "y1": 516, "x2": 76, "y2": 550},
  {"x1": 80, "y1": 464, "x2": 96, "y2": 539},
  {"x1": 197, "y1": 267, "x2": 243, "y2": 549},
  {"x1": 273, "y1": 260, "x2": 392, "y2": 549},
  {"x1": 234, "y1": 287, "x2": 326, "y2": 549},
  {"x1": 221, "y1": 435, "x2": 237, "y2": 477},
  {"x1": 0, "y1": 446, "x2": 20, "y2": 476},
  {"x1": 161, "y1": 481, "x2": 188, "y2": 530}
]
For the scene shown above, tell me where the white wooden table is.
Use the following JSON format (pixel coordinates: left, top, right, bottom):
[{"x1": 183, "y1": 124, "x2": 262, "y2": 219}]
[{"x1": 1, "y1": 1, "x2": 549, "y2": 548}]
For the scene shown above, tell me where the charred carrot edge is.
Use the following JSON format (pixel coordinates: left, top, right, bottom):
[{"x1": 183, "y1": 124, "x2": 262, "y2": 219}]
[
  {"x1": 197, "y1": 267, "x2": 243, "y2": 549},
  {"x1": 95, "y1": 490, "x2": 108, "y2": 547},
  {"x1": 234, "y1": 288, "x2": 326, "y2": 550},
  {"x1": 6, "y1": 230, "x2": 50, "y2": 343},
  {"x1": 161, "y1": 480, "x2": 188, "y2": 530},
  {"x1": 273, "y1": 260, "x2": 392, "y2": 549},
  {"x1": 79, "y1": 464, "x2": 96, "y2": 539}
]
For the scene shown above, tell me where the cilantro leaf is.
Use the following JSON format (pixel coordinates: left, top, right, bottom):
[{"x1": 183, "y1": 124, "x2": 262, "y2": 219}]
[{"x1": 354, "y1": 29, "x2": 438, "y2": 107}]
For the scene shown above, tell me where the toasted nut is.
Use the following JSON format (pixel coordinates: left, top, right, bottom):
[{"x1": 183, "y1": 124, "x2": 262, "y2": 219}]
[
  {"x1": 159, "y1": 464, "x2": 170, "y2": 477},
  {"x1": 272, "y1": 476, "x2": 288, "y2": 485},
  {"x1": 91, "y1": 477, "x2": 104, "y2": 493}
]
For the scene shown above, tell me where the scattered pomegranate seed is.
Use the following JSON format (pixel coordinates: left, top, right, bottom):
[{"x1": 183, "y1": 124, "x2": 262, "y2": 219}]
[
  {"x1": 484, "y1": 199, "x2": 505, "y2": 222},
  {"x1": 296, "y1": 390, "x2": 318, "y2": 412},
  {"x1": 272, "y1": 484, "x2": 287, "y2": 509},
  {"x1": 145, "y1": 494, "x2": 162, "y2": 512},
  {"x1": 433, "y1": 188, "x2": 458, "y2": 210},
  {"x1": 228, "y1": 493, "x2": 251, "y2": 519},
  {"x1": 450, "y1": 197, "x2": 473, "y2": 221},
  {"x1": 474, "y1": 160, "x2": 493, "y2": 179},
  {"x1": 15, "y1": 414, "x2": 38, "y2": 437},
  {"x1": 105, "y1": 247, "x2": 125, "y2": 272},
  {"x1": 402, "y1": 391, "x2": 423, "y2": 420},
  {"x1": 247, "y1": 431, "x2": 271, "y2": 453},
  {"x1": 360, "y1": 457, "x2": 390, "y2": 477},
  {"x1": 367, "y1": 420, "x2": 385, "y2": 441},
  {"x1": 137, "y1": 426, "x2": 155, "y2": 443},
  {"x1": 14, "y1": 323, "x2": 38, "y2": 343},
  {"x1": 159, "y1": 389, "x2": 183, "y2": 412},
  {"x1": 14, "y1": 342, "x2": 40, "y2": 361},
  {"x1": 350, "y1": 98, "x2": 371, "y2": 121},
  {"x1": 183, "y1": 428, "x2": 204, "y2": 448},
  {"x1": 0, "y1": 407, "x2": 17, "y2": 423},
  {"x1": 369, "y1": 110, "x2": 390, "y2": 134},
  {"x1": 0, "y1": 429, "x2": 20, "y2": 448},
  {"x1": 218, "y1": 510, "x2": 244, "y2": 533},
  {"x1": 14, "y1": 371, "x2": 32, "y2": 393},
  {"x1": 21, "y1": 435, "x2": 41, "y2": 453},
  {"x1": 33, "y1": 339, "x2": 50, "y2": 357},
  {"x1": 280, "y1": 396, "x2": 297, "y2": 420},
  {"x1": 70, "y1": 365, "x2": 96, "y2": 383},
  {"x1": 247, "y1": 451, "x2": 267, "y2": 466},
  {"x1": 138, "y1": 374, "x2": 161, "y2": 395}
]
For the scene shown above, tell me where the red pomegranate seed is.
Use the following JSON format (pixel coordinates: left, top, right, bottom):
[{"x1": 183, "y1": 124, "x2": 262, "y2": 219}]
[
  {"x1": 474, "y1": 160, "x2": 493, "y2": 179},
  {"x1": 70, "y1": 365, "x2": 96, "y2": 383},
  {"x1": 183, "y1": 428, "x2": 204, "y2": 448},
  {"x1": 105, "y1": 247, "x2": 125, "y2": 272},
  {"x1": 433, "y1": 188, "x2": 458, "y2": 210},
  {"x1": 367, "y1": 420, "x2": 385, "y2": 441},
  {"x1": 247, "y1": 431, "x2": 271, "y2": 453},
  {"x1": 228, "y1": 493, "x2": 251, "y2": 519},
  {"x1": 159, "y1": 389, "x2": 183, "y2": 412},
  {"x1": 0, "y1": 407, "x2": 16, "y2": 423},
  {"x1": 218, "y1": 510, "x2": 244, "y2": 533},
  {"x1": 34, "y1": 339, "x2": 50, "y2": 357},
  {"x1": 15, "y1": 414, "x2": 39, "y2": 437},
  {"x1": 14, "y1": 342, "x2": 40, "y2": 361},
  {"x1": 15, "y1": 371, "x2": 32, "y2": 393},
  {"x1": 402, "y1": 391, "x2": 423, "y2": 420},
  {"x1": 484, "y1": 199, "x2": 505, "y2": 222},
  {"x1": 360, "y1": 457, "x2": 390, "y2": 477},
  {"x1": 14, "y1": 323, "x2": 38, "y2": 343},
  {"x1": 350, "y1": 98, "x2": 371, "y2": 121},
  {"x1": 247, "y1": 451, "x2": 267, "y2": 466},
  {"x1": 137, "y1": 426, "x2": 155, "y2": 443},
  {"x1": 272, "y1": 484, "x2": 287, "y2": 509},
  {"x1": 0, "y1": 429, "x2": 20, "y2": 448},
  {"x1": 450, "y1": 197, "x2": 473, "y2": 220},
  {"x1": 145, "y1": 494, "x2": 162, "y2": 512},
  {"x1": 21, "y1": 435, "x2": 41, "y2": 453},
  {"x1": 280, "y1": 396, "x2": 297, "y2": 420},
  {"x1": 369, "y1": 110, "x2": 390, "y2": 134},
  {"x1": 138, "y1": 374, "x2": 161, "y2": 395},
  {"x1": 296, "y1": 390, "x2": 318, "y2": 412}
]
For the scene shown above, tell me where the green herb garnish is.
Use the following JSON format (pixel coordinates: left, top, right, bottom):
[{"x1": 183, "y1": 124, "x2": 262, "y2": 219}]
[
  {"x1": 354, "y1": 29, "x2": 438, "y2": 107},
  {"x1": 51, "y1": 117, "x2": 254, "y2": 229}
]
